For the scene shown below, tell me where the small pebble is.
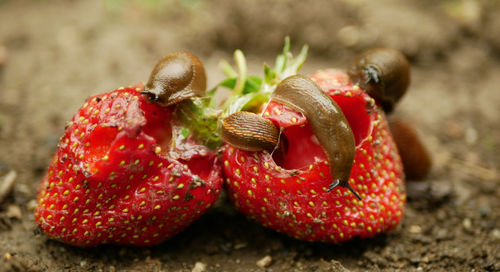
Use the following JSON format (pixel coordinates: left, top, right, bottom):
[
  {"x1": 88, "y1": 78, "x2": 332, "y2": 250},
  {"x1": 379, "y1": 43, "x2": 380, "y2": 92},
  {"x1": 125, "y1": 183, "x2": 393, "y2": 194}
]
[
  {"x1": 0, "y1": 170, "x2": 17, "y2": 203},
  {"x1": 26, "y1": 199, "x2": 37, "y2": 211},
  {"x1": 80, "y1": 261, "x2": 87, "y2": 267},
  {"x1": 234, "y1": 242, "x2": 247, "y2": 250},
  {"x1": 408, "y1": 225, "x2": 422, "y2": 234},
  {"x1": 4, "y1": 252, "x2": 11, "y2": 261},
  {"x1": 6, "y1": 205, "x2": 22, "y2": 219},
  {"x1": 338, "y1": 25, "x2": 361, "y2": 47},
  {"x1": 463, "y1": 218, "x2": 472, "y2": 230},
  {"x1": 491, "y1": 229, "x2": 500, "y2": 239},
  {"x1": 465, "y1": 127, "x2": 478, "y2": 144},
  {"x1": 192, "y1": 262, "x2": 207, "y2": 272},
  {"x1": 256, "y1": 255, "x2": 272, "y2": 268}
]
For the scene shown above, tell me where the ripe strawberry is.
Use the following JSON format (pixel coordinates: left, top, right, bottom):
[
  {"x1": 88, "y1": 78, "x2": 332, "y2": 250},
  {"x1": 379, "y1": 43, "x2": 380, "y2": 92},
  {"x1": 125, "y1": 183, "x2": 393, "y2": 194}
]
[
  {"x1": 222, "y1": 67, "x2": 405, "y2": 242},
  {"x1": 35, "y1": 52, "x2": 223, "y2": 246}
]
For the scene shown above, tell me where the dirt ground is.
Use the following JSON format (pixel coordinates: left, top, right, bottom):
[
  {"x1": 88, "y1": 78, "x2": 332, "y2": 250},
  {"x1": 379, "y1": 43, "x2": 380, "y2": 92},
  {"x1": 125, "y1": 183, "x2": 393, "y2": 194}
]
[{"x1": 0, "y1": 0, "x2": 499, "y2": 271}]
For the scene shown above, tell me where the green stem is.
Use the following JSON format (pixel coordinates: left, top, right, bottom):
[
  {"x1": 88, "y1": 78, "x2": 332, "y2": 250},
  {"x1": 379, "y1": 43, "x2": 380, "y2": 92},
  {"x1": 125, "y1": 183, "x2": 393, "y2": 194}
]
[
  {"x1": 233, "y1": 50, "x2": 247, "y2": 95},
  {"x1": 222, "y1": 50, "x2": 248, "y2": 110},
  {"x1": 219, "y1": 60, "x2": 237, "y2": 78}
]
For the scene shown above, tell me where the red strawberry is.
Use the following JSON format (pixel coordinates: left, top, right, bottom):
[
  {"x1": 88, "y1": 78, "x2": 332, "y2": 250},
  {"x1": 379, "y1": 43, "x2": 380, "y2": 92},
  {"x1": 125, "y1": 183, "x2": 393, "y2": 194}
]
[
  {"x1": 35, "y1": 52, "x2": 223, "y2": 246},
  {"x1": 222, "y1": 69, "x2": 405, "y2": 242}
]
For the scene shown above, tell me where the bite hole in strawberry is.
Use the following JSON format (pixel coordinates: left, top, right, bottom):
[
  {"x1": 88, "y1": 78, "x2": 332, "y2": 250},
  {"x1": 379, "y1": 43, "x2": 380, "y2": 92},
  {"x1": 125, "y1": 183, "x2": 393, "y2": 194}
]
[
  {"x1": 330, "y1": 94, "x2": 372, "y2": 147},
  {"x1": 179, "y1": 156, "x2": 214, "y2": 182},
  {"x1": 87, "y1": 126, "x2": 119, "y2": 163},
  {"x1": 272, "y1": 93, "x2": 372, "y2": 171}
]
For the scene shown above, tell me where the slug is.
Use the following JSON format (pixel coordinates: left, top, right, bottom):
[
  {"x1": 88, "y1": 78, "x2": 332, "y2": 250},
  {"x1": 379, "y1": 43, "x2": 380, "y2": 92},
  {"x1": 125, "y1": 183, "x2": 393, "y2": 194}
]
[
  {"x1": 273, "y1": 75, "x2": 359, "y2": 199},
  {"x1": 388, "y1": 116, "x2": 432, "y2": 181},
  {"x1": 221, "y1": 111, "x2": 281, "y2": 152},
  {"x1": 221, "y1": 75, "x2": 360, "y2": 199},
  {"x1": 348, "y1": 48, "x2": 410, "y2": 113},
  {"x1": 142, "y1": 51, "x2": 206, "y2": 107}
]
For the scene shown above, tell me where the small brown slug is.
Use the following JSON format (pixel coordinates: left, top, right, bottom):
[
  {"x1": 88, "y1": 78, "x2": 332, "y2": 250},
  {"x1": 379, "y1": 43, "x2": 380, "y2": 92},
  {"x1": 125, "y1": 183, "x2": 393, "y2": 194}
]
[
  {"x1": 388, "y1": 117, "x2": 432, "y2": 181},
  {"x1": 142, "y1": 51, "x2": 206, "y2": 107},
  {"x1": 221, "y1": 111, "x2": 280, "y2": 152},
  {"x1": 348, "y1": 48, "x2": 410, "y2": 113}
]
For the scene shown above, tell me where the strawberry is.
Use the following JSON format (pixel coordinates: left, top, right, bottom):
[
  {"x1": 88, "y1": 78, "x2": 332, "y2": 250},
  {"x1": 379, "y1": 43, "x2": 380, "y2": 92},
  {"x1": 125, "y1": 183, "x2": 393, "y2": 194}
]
[
  {"x1": 218, "y1": 42, "x2": 406, "y2": 242},
  {"x1": 35, "y1": 52, "x2": 223, "y2": 246}
]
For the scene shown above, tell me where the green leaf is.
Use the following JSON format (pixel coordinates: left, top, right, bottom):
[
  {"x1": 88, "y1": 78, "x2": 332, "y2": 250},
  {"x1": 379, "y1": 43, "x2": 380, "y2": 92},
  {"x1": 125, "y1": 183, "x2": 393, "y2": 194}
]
[
  {"x1": 180, "y1": 127, "x2": 190, "y2": 138},
  {"x1": 274, "y1": 36, "x2": 290, "y2": 74},
  {"x1": 219, "y1": 78, "x2": 237, "y2": 89},
  {"x1": 176, "y1": 99, "x2": 222, "y2": 150},
  {"x1": 264, "y1": 64, "x2": 275, "y2": 84},
  {"x1": 242, "y1": 76, "x2": 263, "y2": 94},
  {"x1": 214, "y1": 37, "x2": 309, "y2": 120}
]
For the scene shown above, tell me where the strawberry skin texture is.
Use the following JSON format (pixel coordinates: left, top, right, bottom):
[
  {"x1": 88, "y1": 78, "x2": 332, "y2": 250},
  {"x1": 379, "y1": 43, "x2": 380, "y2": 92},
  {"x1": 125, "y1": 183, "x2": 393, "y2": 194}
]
[
  {"x1": 223, "y1": 70, "x2": 405, "y2": 242},
  {"x1": 35, "y1": 86, "x2": 223, "y2": 246}
]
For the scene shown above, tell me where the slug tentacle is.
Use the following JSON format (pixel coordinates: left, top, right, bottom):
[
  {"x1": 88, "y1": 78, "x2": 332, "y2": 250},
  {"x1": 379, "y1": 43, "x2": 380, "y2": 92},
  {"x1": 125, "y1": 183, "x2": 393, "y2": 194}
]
[{"x1": 142, "y1": 51, "x2": 206, "y2": 107}]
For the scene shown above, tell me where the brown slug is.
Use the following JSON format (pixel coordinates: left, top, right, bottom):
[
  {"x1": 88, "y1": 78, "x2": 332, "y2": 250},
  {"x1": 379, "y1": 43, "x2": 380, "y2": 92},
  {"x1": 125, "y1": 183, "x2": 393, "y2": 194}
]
[
  {"x1": 221, "y1": 111, "x2": 281, "y2": 152},
  {"x1": 388, "y1": 116, "x2": 432, "y2": 181},
  {"x1": 348, "y1": 48, "x2": 410, "y2": 113},
  {"x1": 349, "y1": 48, "x2": 432, "y2": 180},
  {"x1": 273, "y1": 75, "x2": 359, "y2": 199},
  {"x1": 221, "y1": 75, "x2": 360, "y2": 199},
  {"x1": 142, "y1": 51, "x2": 206, "y2": 107}
]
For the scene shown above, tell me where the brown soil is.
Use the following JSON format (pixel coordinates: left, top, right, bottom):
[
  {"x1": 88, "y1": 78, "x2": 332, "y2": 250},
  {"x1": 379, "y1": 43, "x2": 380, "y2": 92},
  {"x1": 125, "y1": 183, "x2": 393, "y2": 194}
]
[{"x1": 1, "y1": 0, "x2": 499, "y2": 271}]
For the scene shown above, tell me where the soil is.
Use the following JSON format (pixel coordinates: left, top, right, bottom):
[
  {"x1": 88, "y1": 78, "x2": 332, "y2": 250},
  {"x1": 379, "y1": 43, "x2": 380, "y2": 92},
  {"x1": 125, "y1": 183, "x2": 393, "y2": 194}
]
[{"x1": 0, "y1": 0, "x2": 499, "y2": 271}]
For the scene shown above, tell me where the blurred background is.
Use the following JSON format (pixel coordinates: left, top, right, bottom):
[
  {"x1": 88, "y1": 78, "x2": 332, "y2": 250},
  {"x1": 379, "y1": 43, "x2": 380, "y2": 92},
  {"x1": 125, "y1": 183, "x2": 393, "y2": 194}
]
[{"x1": 0, "y1": 0, "x2": 499, "y2": 271}]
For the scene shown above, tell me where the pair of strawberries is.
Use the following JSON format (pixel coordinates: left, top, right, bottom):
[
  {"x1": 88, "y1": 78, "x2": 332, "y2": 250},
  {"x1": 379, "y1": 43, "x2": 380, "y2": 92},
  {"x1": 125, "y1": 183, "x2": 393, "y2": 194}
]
[{"x1": 35, "y1": 43, "x2": 427, "y2": 246}]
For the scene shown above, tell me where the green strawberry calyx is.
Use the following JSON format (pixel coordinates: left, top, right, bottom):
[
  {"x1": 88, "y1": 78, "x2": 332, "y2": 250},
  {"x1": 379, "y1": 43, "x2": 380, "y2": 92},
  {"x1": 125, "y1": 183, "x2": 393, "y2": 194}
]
[
  {"x1": 216, "y1": 37, "x2": 309, "y2": 116},
  {"x1": 175, "y1": 37, "x2": 308, "y2": 150}
]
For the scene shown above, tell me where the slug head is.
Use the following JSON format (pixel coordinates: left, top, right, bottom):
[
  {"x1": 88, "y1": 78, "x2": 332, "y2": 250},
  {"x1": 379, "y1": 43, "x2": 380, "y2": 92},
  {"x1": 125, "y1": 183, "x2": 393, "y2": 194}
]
[{"x1": 348, "y1": 48, "x2": 410, "y2": 113}]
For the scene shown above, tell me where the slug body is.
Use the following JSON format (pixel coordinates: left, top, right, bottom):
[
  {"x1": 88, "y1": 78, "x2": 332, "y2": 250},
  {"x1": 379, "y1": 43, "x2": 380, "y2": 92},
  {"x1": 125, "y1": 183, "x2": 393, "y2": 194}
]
[
  {"x1": 348, "y1": 48, "x2": 410, "y2": 113},
  {"x1": 272, "y1": 75, "x2": 358, "y2": 198},
  {"x1": 143, "y1": 51, "x2": 206, "y2": 107},
  {"x1": 221, "y1": 111, "x2": 280, "y2": 152},
  {"x1": 388, "y1": 116, "x2": 432, "y2": 180}
]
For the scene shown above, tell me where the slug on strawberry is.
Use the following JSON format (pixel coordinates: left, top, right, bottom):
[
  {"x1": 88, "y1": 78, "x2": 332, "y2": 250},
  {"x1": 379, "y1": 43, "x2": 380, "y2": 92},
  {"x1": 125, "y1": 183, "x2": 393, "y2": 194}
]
[
  {"x1": 348, "y1": 48, "x2": 431, "y2": 180},
  {"x1": 221, "y1": 111, "x2": 281, "y2": 152},
  {"x1": 35, "y1": 51, "x2": 223, "y2": 246},
  {"x1": 222, "y1": 75, "x2": 360, "y2": 199},
  {"x1": 347, "y1": 48, "x2": 410, "y2": 113},
  {"x1": 142, "y1": 51, "x2": 207, "y2": 107},
  {"x1": 217, "y1": 41, "x2": 406, "y2": 242}
]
